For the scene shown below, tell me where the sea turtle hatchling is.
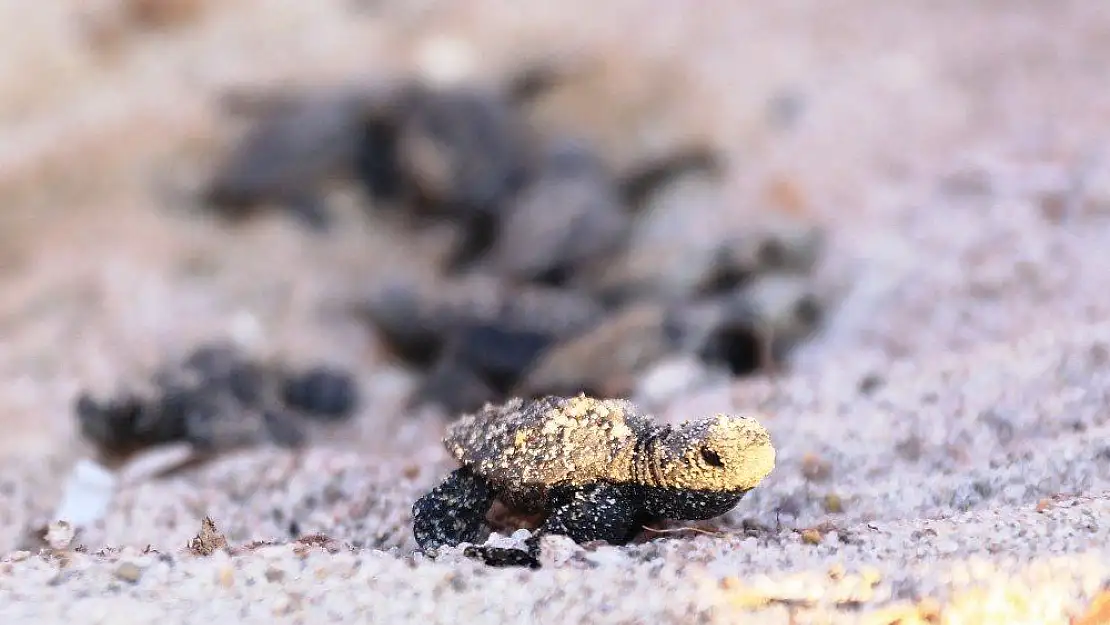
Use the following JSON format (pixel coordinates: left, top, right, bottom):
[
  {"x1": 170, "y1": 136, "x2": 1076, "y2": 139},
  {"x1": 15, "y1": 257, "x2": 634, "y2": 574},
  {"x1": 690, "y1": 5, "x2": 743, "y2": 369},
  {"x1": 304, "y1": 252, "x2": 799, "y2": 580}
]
[{"x1": 412, "y1": 394, "x2": 776, "y2": 567}]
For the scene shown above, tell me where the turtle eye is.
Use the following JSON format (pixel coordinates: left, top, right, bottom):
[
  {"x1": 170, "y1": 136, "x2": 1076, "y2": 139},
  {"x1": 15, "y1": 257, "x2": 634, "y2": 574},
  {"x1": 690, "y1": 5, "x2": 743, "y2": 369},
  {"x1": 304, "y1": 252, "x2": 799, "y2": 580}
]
[{"x1": 700, "y1": 447, "x2": 724, "y2": 467}]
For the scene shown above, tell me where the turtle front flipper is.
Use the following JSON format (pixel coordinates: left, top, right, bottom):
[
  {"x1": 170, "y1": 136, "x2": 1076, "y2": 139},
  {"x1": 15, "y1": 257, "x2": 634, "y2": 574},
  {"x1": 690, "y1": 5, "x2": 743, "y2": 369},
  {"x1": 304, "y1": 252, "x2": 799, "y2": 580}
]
[
  {"x1": 465, "y1": 482, "x2": 646, "y2": 569},
  {"x1": 539, "y1": 482, "x2": 647, "y2": 545},
  {"x1": 412, "y1": 467, "x2": 495, "y2": 552}
]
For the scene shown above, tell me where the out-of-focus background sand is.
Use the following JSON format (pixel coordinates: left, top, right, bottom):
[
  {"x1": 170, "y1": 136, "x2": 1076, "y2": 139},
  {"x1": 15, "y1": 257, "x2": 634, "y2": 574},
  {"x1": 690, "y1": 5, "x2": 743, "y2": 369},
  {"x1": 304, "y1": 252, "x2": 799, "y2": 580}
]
[{"x1": 1, "y1": 1, "x2": 1109, "y2": 623}]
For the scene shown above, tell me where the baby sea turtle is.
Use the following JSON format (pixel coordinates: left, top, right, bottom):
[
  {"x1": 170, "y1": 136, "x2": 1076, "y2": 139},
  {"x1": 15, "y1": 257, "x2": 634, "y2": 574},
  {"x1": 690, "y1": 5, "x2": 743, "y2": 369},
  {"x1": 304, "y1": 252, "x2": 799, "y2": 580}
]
[
  {"x1": 477, "y1": 136, "x2": 631, "y2": 287},
  {"x1": 513, "y1": 273, "x2": 825, "y2": 400},
  {"x1": 358, "y1": 274, "x2": 604, "y2": 363},
  {"x1": 357, "y1": 274, "x2": 606, "y2": 413},
  {"x1": 476, "y1": 138, "x2": 723, "y2": 289},
  {"x1": 412, "y1": 394, "x2": 776, "y2": 567},
  {"x1": 202, "y1": 85, "x2": 389, "y2": 230},
  {"x1": 355, "y1": 62, "x2": 570, "y2": 271},
  {"x1": 574, "y1": 165, "x2": 825, "y2": 306},
  {"x1": 75, "y1": 343, "x2": 359, "y2": 461}
]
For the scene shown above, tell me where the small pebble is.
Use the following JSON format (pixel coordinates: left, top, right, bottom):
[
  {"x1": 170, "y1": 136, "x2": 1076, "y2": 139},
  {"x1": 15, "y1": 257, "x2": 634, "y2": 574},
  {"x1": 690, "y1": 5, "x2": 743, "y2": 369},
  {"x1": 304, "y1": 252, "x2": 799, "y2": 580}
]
[
  {"x1": 114, "y1": 562, "x2": 143, "y2": 583},
  {"x1": 801, "y1": 454, "x2": 833, "y2": 482},
  {"x1": 264, "y1": 566, "x2": 285, "y2": 583},
  {"x1": 45, "y1": 521, "x2": 76, "y2": 551},
  {"x1": 217, "y1": 565, "x2": 235, "y2": 588}
]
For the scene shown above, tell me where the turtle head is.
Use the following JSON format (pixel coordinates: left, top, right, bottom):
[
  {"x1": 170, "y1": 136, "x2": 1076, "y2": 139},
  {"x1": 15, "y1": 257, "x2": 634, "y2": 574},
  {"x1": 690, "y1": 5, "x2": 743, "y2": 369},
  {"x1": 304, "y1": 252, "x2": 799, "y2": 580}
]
[{"x1": 654, "y1": 414, "x2": 776, "y2": 492}]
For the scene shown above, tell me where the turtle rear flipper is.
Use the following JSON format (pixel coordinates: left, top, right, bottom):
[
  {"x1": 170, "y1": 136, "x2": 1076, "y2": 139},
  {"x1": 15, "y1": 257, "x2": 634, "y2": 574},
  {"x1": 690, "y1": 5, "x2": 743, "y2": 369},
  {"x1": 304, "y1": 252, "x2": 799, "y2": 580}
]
[{"x1": 412, "y1": 467, "x2": 496, "y2": 553}]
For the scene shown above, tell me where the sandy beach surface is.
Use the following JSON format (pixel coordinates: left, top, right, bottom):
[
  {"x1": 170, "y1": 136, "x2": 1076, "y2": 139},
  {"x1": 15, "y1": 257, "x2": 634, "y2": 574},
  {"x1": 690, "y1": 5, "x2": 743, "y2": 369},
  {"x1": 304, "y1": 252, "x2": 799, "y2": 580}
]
[{"x1": 1, "y1": 1, "x2": 1109, "y2": 623}]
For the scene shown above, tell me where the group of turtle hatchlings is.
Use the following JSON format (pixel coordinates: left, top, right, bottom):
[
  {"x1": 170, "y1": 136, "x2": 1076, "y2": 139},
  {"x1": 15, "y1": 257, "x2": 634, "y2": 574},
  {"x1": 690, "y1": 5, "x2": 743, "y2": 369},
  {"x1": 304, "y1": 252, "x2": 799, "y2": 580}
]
[
  {"x1": 76, "y1": 56, "x2": 808, "y2": 568},
  {"x1": 196, "y1": 56, "x2": 828, "y2": 419}
]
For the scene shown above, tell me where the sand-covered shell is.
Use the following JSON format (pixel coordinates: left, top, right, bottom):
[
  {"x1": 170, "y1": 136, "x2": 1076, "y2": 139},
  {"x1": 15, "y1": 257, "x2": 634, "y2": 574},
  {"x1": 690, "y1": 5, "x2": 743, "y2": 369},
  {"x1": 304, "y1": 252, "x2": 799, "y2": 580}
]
[{"x1": 443, "y1": 395, "x2": 654, "y2": 488}]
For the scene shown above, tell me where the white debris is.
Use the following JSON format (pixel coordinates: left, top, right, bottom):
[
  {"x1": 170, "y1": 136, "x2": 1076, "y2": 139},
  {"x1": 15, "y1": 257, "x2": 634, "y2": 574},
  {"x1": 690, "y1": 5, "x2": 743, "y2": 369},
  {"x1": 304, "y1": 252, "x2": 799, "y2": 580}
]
[
  {"x1": 51, "y1": 459, "x2": 118, "y2": 530},
  {"x1": 117, "y1": 442, "x2": 199, "y2": 485}
]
